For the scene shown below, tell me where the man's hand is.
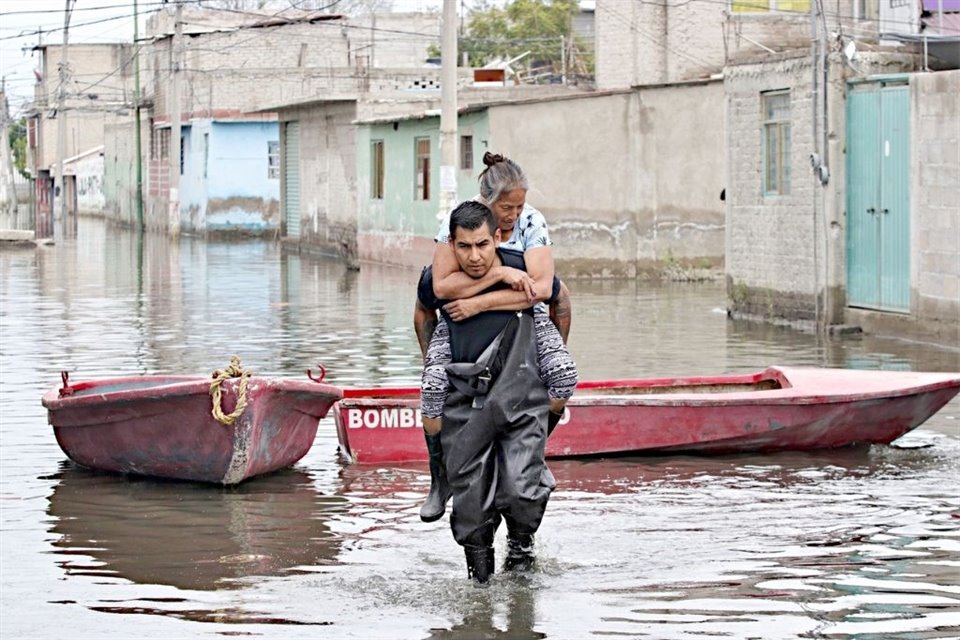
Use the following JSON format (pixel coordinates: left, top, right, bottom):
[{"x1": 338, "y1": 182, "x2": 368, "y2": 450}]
[
  {"x1": 496, "y1": 266, "x2": 536, "y2": 303},
  {"x1": 442, "y1": 297, "x2": 484, "y2": 322}
]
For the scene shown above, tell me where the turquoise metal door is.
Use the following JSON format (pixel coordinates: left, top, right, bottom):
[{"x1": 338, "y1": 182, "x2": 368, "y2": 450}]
[
  {"x1": 283, "y1": 121, "x2": 301, "y2": 238},
  {"x1": 878, "y1": 86, "x2": 910, "y2": 311},
  {"x1": 846, "y1": 81, "x2": 910, "y2": 312},
  {"x1": 846, "y1": 87, "x2": 881, "y2": 307}
]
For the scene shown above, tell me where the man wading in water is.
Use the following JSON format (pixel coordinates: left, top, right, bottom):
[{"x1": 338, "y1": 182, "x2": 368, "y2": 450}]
[{"x1": 417, "y1": 201, "x2": 577, "y2": 584}]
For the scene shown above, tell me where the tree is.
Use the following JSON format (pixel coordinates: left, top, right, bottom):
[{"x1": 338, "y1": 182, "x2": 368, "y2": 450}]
[
  {"x1": 9, "y1": 118, "x2": 28, "y2": 179},
  {"x1": 459, "y1": 0, "x2": 591, "y2": 79}
]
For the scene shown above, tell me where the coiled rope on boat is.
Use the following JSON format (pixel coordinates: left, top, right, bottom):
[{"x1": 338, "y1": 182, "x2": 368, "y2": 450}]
[{"x1": 210, "y1": 356, "x2": 252, "y2": 426}]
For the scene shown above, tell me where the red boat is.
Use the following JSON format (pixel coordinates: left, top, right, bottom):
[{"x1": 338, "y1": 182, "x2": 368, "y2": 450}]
[
  {"x1": 333, "y1": 367, "x2": 960, "y2": 464},
  {"x1": 42, "y1": 369, "x2": 343, "y2": 485}
]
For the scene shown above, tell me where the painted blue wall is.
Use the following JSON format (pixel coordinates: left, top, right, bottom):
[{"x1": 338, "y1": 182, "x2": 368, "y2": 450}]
[
  {"x1": 179, "y1": 119, "x2": 280, "y2": 233},
  {"x1": 207, "y1": 121, "x2": 280, "y2": 231},
  {"x1": 179, "y1": 122, "x2": 207, "y2": 232}
]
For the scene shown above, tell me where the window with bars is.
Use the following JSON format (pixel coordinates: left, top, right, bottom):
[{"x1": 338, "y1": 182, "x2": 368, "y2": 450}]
[
  {"x1": 371, "y1": 140, "x2": 384, "y2": 199},
  {"x1": 268, "y1": 141, "x2": 280, "y2": 179},
  {"x1": 460, "y1": 135, "x2": 473, "y2": 170},
  {"x1": 151, "y1": 128, "x2": 170, "y2": 161},
  {"x1": 415, "y1": 137, "x2": 430, "y2": 201},
  {"x1": 762, "y1": 90, "x2": 791, "y2": 196}
]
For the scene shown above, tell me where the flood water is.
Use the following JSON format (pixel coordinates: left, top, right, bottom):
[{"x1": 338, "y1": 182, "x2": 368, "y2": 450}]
[{"x1": 2, "y1": 218, "x2": 958, "y2": 639}]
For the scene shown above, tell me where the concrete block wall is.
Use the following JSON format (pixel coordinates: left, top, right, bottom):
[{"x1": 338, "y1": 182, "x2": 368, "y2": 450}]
[
  {"x1": 33, "y1": 44, "x2": 133, "y2": 171},
  {"x1": 489, "y1": 81, "x2": 725, "y2": 278},
  {"x1": 146, "y1": 16, "x2": 441, "y2": 119},
  {"x1": 284, "y1": 102, "x2": 359, "y2": 264},
  {"x1": 102, "y1": 119, "x2": 139, "y2": 226},
  {"x1": 347, "y1": 12, "x2": 442, "y2": 69},
  {"x1": 724, "y1": 53, "x2": 822, "y2": 321},
  {"x1": 595, "y1": 0, "x2": 656, "y2": 88},
  {"x1": 596, "y1": 1, "x2": 869, "y2": 90},
  {"x1": 912, "y1": 70, "x2": 960, "y2": 338}
]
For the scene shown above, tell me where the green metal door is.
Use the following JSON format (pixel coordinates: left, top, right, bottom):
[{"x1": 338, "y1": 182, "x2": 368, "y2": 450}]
[
  {"x1": 846, "y1": 81, "x2": 910, "y2": 312},
  {"x1": 283, "y1": 121, "x2": 301, "y2": 238}
]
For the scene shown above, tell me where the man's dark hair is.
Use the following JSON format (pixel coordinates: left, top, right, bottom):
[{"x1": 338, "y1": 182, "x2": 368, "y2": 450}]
[{"x1": 449, "y1": 201, "x2": 497, "y2": 240}]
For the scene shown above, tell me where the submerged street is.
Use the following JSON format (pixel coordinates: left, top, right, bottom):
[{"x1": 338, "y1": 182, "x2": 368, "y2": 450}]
[{"x1": 1, "y1": 218, "x2": 958, "y2": 639}]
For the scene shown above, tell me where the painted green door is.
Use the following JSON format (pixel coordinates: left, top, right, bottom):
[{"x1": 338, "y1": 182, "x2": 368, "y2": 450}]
[
  {"x1": 283, "y1": 121, "x2": 300, "y2": 238},
  {"x1": 846, "y1": 82, "x2": 910, "y2": 312}
]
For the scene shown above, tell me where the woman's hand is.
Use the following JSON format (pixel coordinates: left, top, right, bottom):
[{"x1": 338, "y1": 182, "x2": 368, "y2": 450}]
[
  {"x1": 496, "y1": 266, "x2": 536, "y2": 303},
  {"x1": 442, "y1": 297, "x2": 484, "y2": 322}
]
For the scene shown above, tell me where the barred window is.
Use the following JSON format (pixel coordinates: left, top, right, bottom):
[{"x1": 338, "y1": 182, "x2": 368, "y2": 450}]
[
  {"x1": 460, "y1": 135, "x2": 473, "y2": 170},
  {"x1": 415, "y1": 137, "x2": 430, "y2": 201},
  {"x1": 762, "y1": 90, "x2": 791, "y2": 196},
  {"x1": 267, "y1": 141, "x2": 280, "y2": 179}
]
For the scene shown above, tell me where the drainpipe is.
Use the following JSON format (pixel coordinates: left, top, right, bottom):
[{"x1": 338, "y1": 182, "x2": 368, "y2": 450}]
[
  {"x1": 133, "y1": 0, "x2": 144, "y2": 231},
  {"x1": 819, "y1": 0, "x2": 830, "y2": 333},
  {"x1": 810, "y1": 0, "x2": 820, "y2": 334}
]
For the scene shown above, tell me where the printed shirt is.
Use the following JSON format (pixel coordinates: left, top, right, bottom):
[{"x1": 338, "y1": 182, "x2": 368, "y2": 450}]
[{"x1": 434, "y1": 199, "x2": 551, "y2": 252}]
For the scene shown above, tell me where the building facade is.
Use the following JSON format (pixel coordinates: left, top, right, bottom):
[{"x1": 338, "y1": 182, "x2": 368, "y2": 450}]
[
  {"x1": 25, "y1": 43, "x2": 133, "y2": 231},
  {"x1": 347, "y1": 84, "x2": 727, "y2": 276}
]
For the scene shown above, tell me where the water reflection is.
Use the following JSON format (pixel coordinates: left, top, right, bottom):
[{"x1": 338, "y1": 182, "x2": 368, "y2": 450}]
[
  {"x1": 2, "y1": 218, "x2": 958, "y2": 639},
  {"x1": 46, "y1": 465, "x2": 347, "y2": 591},
  {"x1": 426, "y1": 586, "x2": 545, "y2": 640}
]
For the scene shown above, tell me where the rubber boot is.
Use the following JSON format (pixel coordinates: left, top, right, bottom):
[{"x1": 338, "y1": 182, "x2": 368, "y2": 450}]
[
  {"x1": 465, "y1": 545, "x2": 495, "y2": 585},
  {"x1": 503, "y1": 533, "x2": 536, "y2": 572},
  {"x1": 547, "y1": 410, "x2": 564, "y2": 437},
  {"x1": 419, "y1": 431, "x2": 450, "y2": 522}
]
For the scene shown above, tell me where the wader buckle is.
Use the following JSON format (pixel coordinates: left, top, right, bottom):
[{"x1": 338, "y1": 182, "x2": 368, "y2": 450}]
[{"x1": 472, "y1": 368, "x2": 492, "y2": 409}]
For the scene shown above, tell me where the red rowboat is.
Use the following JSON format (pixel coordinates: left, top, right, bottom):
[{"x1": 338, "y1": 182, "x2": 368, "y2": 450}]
[
  {"x1": 42, "y1": 366, "x2": 343, "y2": 485},
  {"x1": 333, "y1": 367, "x2": 960, "y2": 464}
]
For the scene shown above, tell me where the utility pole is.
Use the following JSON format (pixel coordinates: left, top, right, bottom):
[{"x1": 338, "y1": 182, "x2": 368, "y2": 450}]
[
  {"x1": 560, "y1": 35, "x2": 567, "y2": 85},
  {"x1": 438, "y1": 0, "x2": 458, "y2": 221},
  {"x1": 133, "y1": 0, "x2": 144, "y2": 231},
  {"x1": 169, "y1": 0, "x2": 182, "y2": 237},
  {"x1": 56, "y1": 0, "x2": 76, "y2": 230}
]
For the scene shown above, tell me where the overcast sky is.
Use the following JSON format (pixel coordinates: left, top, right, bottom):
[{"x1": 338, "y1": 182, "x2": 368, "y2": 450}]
[{"x1": 0, "y1": 0, "x2": 443, "y2": 118}]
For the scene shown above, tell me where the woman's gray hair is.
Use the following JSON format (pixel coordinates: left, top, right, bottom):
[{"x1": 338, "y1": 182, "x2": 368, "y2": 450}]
[{"x1": 478, "y1": 152, "x2": 528, "y2": 206}]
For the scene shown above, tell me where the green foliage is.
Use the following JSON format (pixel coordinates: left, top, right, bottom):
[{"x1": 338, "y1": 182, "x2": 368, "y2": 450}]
[
  {"x1": 8, "y1": 118, "x2": 28, "y2": 178},
  {"x1": 461, "y1": 0, "x2": 588, "y2": 74}
]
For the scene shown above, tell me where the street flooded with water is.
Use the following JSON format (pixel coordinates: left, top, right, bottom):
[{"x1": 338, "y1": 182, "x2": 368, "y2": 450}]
[{"x1": 2, "y1": 218, "x2": 959, "y2": 639}]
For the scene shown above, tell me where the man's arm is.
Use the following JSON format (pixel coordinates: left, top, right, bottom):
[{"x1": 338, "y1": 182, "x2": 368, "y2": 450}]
[
  {"x1": 413, "y1": 300, "x2": 438, "y2": 359},
  {"x1": 549, "y1": 279, "x2": 572, "y2": 344}
]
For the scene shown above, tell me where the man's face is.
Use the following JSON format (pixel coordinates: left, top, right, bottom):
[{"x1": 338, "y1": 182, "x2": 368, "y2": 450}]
[{"x1": 450, "y1": 225, "x2": 500, "y2": 279}]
